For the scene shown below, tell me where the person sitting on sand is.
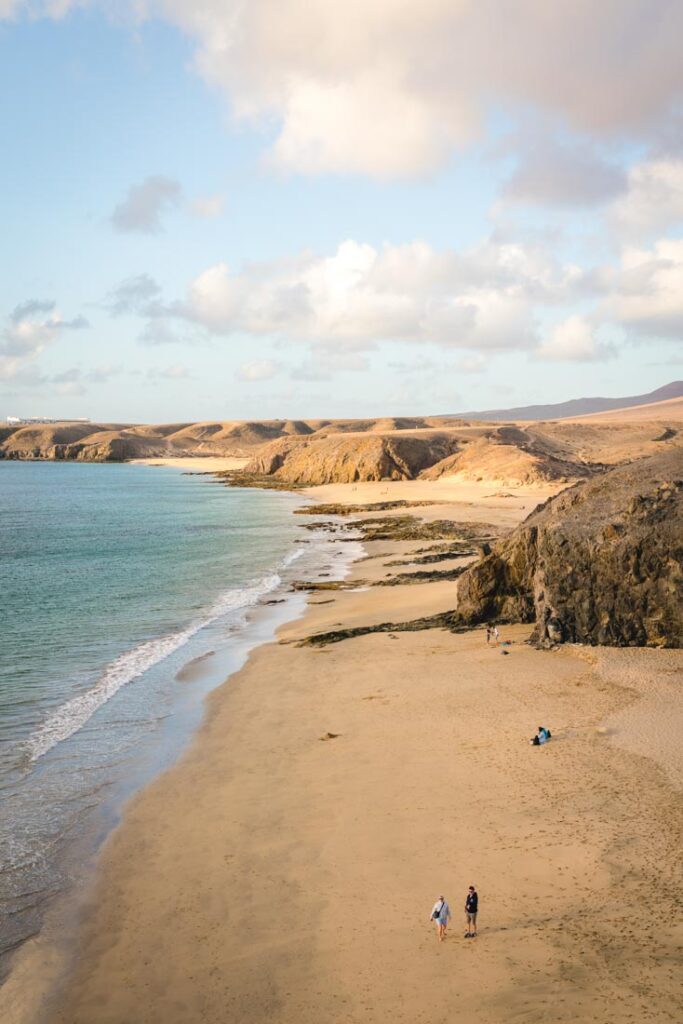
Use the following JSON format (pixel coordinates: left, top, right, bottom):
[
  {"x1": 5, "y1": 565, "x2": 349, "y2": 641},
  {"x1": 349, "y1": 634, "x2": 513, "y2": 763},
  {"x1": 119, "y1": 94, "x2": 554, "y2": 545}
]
[
  {"x1": 530, "y1": 726, "x2": 552, "y2": 746},
  {"x1": 430, "y1": 895, "x2": 451, "y2": 941},
  {"x1": 465, "y1": 886, "x2": 478, "y2": 937}
]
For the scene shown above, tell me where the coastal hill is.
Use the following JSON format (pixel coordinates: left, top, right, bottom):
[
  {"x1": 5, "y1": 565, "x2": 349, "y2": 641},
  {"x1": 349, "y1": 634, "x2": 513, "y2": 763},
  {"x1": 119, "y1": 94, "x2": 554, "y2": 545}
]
[
  {"x1": 1, "y1": 385, "x2": 682, "y2": 489},
  {"x1": 452, "y1": 448, "x2": 683, "y2": 648},
  {"x1": 451, "y1": 379, "x2": 683, "y2": 421},
  {"x1": 240, "y1": 400, "x2": 682, "y2": 486}
]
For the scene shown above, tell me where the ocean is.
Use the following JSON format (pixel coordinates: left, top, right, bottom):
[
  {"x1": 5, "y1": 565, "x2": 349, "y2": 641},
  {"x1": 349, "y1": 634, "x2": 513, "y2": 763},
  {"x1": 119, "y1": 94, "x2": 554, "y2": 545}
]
[{"x1": 0, "y1": 461, "x2": 357, "y2": 968}]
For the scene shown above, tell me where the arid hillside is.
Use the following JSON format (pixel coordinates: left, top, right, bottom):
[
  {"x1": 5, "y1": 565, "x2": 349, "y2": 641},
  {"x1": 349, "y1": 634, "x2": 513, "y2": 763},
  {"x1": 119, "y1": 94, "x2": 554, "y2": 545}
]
[
  {"x1": 2, "y1": 396, "x2": 681, "y2": 488},
  {"x1": 454, "y1": 379, "x2": 683, "y2": 421},
  {"x1": 0, "y1": 417, "x2": 457, "y2": 462},
  {"x1": 242, "y1": 410, "x2": 681, "y2": 486}
]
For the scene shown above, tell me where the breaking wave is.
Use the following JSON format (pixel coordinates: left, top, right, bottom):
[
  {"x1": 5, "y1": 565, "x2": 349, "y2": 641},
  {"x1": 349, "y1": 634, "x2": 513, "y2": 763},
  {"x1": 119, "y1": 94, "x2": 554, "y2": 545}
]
[{"x1": 25, "y1": 573, "x2": 282, "y2": 763}]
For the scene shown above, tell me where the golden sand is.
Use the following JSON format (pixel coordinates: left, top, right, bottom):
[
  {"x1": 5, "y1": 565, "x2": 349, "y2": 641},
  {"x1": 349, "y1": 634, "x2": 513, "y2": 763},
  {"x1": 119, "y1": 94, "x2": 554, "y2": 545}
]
[
  {"x1": 2, "y1": 484, "x2": 681, "y2": 1024},
  {"x1": 129, "y1": 456, "x2": 249, "y2": 472}
]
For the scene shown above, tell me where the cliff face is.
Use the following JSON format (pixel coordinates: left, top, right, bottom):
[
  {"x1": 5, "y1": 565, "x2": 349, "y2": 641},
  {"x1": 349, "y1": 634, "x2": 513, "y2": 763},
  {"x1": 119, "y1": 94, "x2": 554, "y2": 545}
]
[
  {"x1": 453, "y1": 449, "x2": 683, "y2": 648},
  {"x1": 245, "y1": 432, "x2": 461, "y2": 484},
  {"x1": 2, "y1": 413, "x2": 680, "y2": 486},
  {"x1": 0, "y1": 417, "x2": 441, "y2": 462}
]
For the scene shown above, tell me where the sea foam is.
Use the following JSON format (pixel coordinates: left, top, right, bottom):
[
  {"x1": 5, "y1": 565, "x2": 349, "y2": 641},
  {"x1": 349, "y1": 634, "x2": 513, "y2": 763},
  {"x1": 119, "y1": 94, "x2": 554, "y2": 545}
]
[{"x1": 26, "y1": 573, "x2": 282, "y2": 763}]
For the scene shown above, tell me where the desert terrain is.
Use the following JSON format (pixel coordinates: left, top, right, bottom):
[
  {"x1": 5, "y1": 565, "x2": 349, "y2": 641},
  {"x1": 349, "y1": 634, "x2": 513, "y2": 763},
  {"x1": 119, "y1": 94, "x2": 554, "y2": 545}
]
[{"x1": 2, "y1": 384, "x2": 682, "y2": 493}]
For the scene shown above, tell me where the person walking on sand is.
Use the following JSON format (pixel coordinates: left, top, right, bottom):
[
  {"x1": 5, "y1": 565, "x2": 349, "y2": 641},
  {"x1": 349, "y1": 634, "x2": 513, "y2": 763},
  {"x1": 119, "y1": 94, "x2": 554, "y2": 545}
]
[
  {"x1": 485, "y1": 624, "x2": 492, "y2": 644},
  {"x1": 465, "y1": 886, "x2": 478, "y2": 937},
  {"x1": 492, "y1": 625, "x2": 500, "y2": 643},
  {"x1": 430, "y1": 895, "x2": 451, "y2": 941}
]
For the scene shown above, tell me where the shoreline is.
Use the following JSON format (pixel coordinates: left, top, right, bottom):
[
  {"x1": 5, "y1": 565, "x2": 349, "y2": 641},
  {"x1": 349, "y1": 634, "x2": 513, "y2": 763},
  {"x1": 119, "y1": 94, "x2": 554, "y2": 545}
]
[
  {"x1": 0, "y1": 473, "x2": 358, "y2": 1018},
  {"x1": 129, "y1": 457, "x2": 250, "y2": 473},
  {"x1": 2, "y1": 478, "x2": 682, "y2": 1023}
]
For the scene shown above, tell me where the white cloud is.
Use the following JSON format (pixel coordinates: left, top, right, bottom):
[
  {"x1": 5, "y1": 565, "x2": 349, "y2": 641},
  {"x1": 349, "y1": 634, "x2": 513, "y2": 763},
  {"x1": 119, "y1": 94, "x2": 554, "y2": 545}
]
[
  {"x1": 611, "y1": 159, "x2": 683, "y2": 238},
  {"x1": 536, "y1": 315, "x2": 614, "y2": 362},
  {"x1": 111, "y1": 176, "x2": 182, "y2": 234},
  {"x1": 6, "y1": 2, "x2": 683, "y2": 179},
  {"x1": 190, "y1": 194, "x2": 225, "y2": 219},
  {"x1": 236, "y1": 359, "x2": 280, "y2": 382},
  {"x1": 155, "y1": 0, "x2": 683, "y2": 178},
  {"x1": 184, "y1": 238, "x2": 575, "y2": 351},
  {"x1": 609, "y1": 238, "x2": 683, "y2": 339},
  {"x1": 1, "y1": 300, "x2": 88, "y2": 380}
]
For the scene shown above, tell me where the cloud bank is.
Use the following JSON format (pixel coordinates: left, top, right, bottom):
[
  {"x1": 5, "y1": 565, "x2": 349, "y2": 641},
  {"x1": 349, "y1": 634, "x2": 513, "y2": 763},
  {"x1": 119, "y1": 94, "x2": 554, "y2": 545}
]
[
  {"x1": 184, "y1": 238, "x2": 581, "y2": 351},
  {"x1": 7, "y1": 2, "x2": 683, "y2": 179}
]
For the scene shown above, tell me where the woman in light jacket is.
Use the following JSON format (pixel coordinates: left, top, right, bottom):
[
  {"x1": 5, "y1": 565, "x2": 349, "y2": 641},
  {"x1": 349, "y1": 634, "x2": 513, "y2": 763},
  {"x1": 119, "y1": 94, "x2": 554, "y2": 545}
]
[{"x1": 430, "y1": 895, "x2": 451, "y2": 941}]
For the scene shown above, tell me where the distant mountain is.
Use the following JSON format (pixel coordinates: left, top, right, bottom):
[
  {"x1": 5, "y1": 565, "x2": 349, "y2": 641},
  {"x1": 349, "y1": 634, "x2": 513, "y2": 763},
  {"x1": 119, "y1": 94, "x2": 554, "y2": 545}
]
[{"x1": 454, "y1": 381, "x2": 683, "y2": 422}]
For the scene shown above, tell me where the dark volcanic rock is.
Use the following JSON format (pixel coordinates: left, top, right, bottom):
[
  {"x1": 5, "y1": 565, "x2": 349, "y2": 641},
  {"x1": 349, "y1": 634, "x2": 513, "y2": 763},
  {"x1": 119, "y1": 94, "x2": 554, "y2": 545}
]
[{"x1": 452, "y1": 450, "x2": 683, "y2": 648}]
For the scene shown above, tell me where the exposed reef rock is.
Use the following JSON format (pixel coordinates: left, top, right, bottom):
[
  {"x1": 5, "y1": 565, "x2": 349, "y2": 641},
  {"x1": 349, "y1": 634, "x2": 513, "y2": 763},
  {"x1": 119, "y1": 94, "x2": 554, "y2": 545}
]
[
  {"x1": 374, "y1": 565, "x2": 468, "y2": 586},
  {"x1": 216, "y1": 471, "x2": 305, "y2": 491},
  {"x1": 452, "y1": 450, "x2": 683, "y2": 648},
  {"x1": 385, "y1": 549, "x2": 476, "y2": 566},
  {"x1": 301, "y1": 515, "x2": 499, "y2": 544},
  {"x1": 291, "y1": 610, "x2": 460, "y2": 647},
  {"x1": 293, "y1": 500, "x2": 443, "y2": 516}
]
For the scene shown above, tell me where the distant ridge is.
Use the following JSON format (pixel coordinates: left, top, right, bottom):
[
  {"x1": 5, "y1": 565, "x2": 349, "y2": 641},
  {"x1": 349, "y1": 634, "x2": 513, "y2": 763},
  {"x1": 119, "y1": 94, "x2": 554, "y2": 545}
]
[{"x1": 453, "y1": 381, "x2": 683, "y2": 422}]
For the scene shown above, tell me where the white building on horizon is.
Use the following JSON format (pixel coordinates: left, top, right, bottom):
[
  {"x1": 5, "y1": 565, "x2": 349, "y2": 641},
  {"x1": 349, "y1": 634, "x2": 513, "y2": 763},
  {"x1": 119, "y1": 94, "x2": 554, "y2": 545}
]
[{"x1": 6, "y1": 416, "x2": 91, "y2": 426}]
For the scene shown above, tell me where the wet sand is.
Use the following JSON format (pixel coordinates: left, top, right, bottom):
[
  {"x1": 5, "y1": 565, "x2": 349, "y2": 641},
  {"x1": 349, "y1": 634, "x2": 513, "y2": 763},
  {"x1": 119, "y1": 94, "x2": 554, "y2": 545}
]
[{"x1": 2, "y1": 482, "x2": 682, "y2": 1024}]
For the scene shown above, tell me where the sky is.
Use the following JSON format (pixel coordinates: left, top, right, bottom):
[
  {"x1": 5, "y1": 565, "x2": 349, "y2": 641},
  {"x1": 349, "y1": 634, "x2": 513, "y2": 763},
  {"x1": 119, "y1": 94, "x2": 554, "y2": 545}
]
[{"x1": 1, "y1": 1, "x2": 683, "y2": 423}]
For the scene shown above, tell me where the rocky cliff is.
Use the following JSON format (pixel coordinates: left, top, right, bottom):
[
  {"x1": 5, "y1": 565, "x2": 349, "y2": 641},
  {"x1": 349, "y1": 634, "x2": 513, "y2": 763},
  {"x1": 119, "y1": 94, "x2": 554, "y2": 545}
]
[
  {"x1": 452, "y1": 449, "x2": 683, "y2": 648},
  {"x1": 0, "y1": 417, "x2": 446, "y2": 462},
  {"x1": 245, "y1": 432, "x2": 461, "y2": 484},
  {"x1": 2, "y1": 411, "x2": 680, "y2": 488}
]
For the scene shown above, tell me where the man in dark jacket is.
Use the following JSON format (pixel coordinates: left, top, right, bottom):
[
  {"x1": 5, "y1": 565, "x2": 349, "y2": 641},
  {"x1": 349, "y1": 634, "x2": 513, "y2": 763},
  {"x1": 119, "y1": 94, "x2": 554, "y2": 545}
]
[{"x1": 465, "y1": 885, "x2": 478, "y2": 937}]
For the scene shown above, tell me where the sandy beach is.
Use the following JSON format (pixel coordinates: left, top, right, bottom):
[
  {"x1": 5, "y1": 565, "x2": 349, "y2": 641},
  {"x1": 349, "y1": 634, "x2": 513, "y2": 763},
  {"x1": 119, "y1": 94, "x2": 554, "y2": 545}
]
[
  {"x1": 2, "y1": 480, "x2": 682, "y2": 1024},
  {"x1": 130, "y1": 457, "x2": 250, "y2": 473}
]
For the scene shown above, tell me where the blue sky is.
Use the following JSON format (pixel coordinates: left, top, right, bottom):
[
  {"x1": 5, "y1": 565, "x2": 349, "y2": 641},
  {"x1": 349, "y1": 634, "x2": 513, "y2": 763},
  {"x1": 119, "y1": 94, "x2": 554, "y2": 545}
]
[{"x1": 1, "y1": 2, "x2": 682, "y2": 422}]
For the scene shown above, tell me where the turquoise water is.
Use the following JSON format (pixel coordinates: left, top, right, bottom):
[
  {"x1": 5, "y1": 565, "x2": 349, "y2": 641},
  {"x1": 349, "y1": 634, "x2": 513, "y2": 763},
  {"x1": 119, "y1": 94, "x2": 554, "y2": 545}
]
[{"x1": 0, "y1": 462, "x2": 356, "y2": 965}]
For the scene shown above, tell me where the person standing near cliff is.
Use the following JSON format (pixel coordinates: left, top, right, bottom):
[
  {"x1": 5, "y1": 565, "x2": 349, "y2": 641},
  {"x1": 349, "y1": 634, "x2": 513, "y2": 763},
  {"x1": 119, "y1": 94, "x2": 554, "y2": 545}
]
[
  {"x1": 430, "y1": 895, "x2": 451, "y2": 941},
  {"x1": 465, "y1": 885, "x2": 478, "y2": 937}
]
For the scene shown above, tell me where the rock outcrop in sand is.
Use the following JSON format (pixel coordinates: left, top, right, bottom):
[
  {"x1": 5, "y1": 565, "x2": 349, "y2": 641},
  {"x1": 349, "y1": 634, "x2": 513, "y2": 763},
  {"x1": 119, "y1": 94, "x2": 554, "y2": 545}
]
[{"x1": 452, "y1": 450, "x2": 683, "y2": 647}]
